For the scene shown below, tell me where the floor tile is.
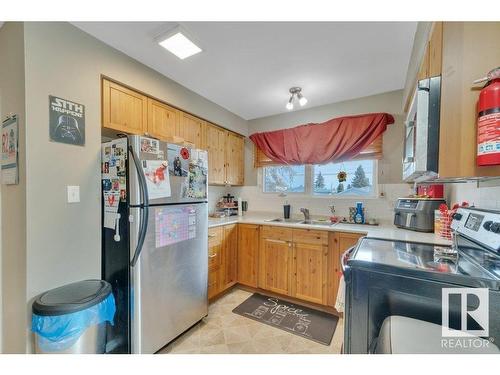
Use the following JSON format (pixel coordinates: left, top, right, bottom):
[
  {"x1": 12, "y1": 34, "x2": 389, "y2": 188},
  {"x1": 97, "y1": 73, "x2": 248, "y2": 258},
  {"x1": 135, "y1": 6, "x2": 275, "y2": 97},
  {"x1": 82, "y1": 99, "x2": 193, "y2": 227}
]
[{"x1": 159, "y1": 287, "x2": 343, "y2": 354}]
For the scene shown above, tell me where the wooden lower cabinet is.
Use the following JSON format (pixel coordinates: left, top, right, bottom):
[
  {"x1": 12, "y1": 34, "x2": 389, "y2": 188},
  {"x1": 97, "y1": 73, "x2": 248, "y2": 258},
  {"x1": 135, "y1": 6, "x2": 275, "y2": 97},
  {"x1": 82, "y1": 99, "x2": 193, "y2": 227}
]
[
  {"x1": 208, "y1": 224, "x2": 238, "y2": 299},
  {"x1": 327, "y1": 231, "x2": 365, "y2": 306},
  {"x1": 292, "y1": 229, "x2": 329, "y2": 305},
  {"x1": 293, "y1": 241, "x2": 328, "y2": 305},
  {"x1": 209, "y1": 222, "x2": 365, "y2": 309},
  {"x1": 208, "y1": 227, "x2": 223, "y2": 299},
  {"x1": 237, "y1": 224, "x2": 260, "y2": 287},
  {"x1": 221, "y1": 224, "x2": 238, "y2": 290},
  {"x1": 259, "y1": 238, "x2": 293, "y2": 296}
]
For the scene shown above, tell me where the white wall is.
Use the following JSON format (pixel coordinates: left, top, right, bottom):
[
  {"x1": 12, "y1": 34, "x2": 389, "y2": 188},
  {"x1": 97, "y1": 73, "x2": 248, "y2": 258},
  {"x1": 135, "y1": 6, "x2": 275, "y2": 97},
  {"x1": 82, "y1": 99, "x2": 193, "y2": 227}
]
[
  {"x1": 3, "y1": 21, "x2": 250, "y2": 353},
  {"x1": 230, "y1": 90, "x2": 410, "y2": 221},
  {"x1": 0, "y1": 22, "x2": 28, "y2": 353},
  {"x1": 446, "y1": 181, "x2": 500, "y2": 210},
  {"x1": 401, "y1": 22, "x2": 432, "y2": 110}
]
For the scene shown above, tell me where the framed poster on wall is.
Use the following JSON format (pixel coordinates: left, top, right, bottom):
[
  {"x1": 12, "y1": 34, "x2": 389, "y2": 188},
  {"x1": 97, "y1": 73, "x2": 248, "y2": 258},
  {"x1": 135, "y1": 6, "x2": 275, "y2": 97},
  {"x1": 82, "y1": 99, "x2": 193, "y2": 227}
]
[
  {"x1": 1, "y1": 115, "x2": 19, "y2": 185},
  {"x1": 49, "y1": 95, "x2": 85, "y2": 146}
]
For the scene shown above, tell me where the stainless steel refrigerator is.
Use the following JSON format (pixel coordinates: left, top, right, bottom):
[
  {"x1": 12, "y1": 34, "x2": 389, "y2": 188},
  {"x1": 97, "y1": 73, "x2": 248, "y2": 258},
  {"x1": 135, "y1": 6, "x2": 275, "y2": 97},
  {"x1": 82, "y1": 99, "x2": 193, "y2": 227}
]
[{"x1": 101, "y1": 135, "x2": 208, "y2": 354}]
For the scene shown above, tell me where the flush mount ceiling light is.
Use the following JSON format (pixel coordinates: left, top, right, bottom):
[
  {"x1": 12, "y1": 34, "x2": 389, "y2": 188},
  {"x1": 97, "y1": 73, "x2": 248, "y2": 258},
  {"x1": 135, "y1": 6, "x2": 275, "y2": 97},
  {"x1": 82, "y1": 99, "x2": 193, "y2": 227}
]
[
  {"x1": 156, "y1": 26, "x2": 202, "y2": 60},
  {"x1": 286, "y1": 87, "x2": 308, "y2": 110}
]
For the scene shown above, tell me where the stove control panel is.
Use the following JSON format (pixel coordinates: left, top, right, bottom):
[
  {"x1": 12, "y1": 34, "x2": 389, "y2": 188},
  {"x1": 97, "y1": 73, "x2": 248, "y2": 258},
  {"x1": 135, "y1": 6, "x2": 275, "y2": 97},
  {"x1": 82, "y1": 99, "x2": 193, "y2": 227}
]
[{"x1": 451, "y1": 208, "x2": 500, "y2": 251}]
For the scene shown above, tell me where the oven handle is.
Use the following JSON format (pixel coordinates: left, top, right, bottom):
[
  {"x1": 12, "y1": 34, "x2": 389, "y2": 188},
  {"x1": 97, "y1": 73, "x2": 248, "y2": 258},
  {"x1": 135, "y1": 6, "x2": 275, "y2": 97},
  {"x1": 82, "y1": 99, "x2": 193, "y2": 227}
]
[{"x1": 341, "y1": 246, "x2": 356, "y2": 274}]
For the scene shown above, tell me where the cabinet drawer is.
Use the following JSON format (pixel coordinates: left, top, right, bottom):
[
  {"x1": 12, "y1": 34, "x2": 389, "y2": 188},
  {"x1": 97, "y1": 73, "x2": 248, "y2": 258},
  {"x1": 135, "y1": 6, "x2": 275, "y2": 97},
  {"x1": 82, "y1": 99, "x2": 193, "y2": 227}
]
[
  {"x1": 261, "y1": 225, "x2": 293, "y2": 242},
  {"x1": 208, "y1": 244, "x2": 221, "y2": 271},
  {"x1": 208, "y1": 227, "x2": 223, "y2": 246},
  {"x1": 293, "y1": 229, "x2": 328, "y2": 245},
  {"x1": 208, "y1": 269, "x2": 220, "y2": 299}
]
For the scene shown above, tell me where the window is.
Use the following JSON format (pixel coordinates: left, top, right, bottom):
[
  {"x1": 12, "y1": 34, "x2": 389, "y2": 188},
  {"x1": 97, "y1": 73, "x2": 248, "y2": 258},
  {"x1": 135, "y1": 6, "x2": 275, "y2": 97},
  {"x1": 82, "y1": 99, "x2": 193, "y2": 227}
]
[
  {"x1": 313, "y1": 159, "x2": 376, "y2": 196},
  {"x1": 263, "y1": 165, "x2": 306, "y2": 193},
  {"x1": 262, "y1": 159, "x2": 377, "y2": 197}
]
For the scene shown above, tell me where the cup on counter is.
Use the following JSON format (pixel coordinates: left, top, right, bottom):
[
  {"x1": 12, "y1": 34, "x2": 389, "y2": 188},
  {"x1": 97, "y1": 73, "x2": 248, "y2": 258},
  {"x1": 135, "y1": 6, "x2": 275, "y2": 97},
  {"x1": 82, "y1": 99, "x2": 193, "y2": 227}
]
[{"x1": 283, "y1": 204, "x2": 291, "y2": 219}]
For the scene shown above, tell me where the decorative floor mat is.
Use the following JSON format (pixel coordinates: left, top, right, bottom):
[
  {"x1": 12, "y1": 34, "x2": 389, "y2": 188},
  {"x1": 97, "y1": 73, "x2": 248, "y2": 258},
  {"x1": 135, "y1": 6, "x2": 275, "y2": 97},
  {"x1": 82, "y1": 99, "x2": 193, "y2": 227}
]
[{"x1": 232, "y1": 293, "x2": 338, "y2": 346}]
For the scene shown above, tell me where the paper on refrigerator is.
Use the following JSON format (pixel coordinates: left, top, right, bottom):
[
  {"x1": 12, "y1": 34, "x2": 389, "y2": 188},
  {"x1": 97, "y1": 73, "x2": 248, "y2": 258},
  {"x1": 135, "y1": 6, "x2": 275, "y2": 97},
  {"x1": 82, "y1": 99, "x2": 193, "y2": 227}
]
[
  {"x1": 142, "y1": 160, "x2": 171, "y2": 200},
  {"x1": 103, "y1": 191, "x2": 121, "y2": 229}
]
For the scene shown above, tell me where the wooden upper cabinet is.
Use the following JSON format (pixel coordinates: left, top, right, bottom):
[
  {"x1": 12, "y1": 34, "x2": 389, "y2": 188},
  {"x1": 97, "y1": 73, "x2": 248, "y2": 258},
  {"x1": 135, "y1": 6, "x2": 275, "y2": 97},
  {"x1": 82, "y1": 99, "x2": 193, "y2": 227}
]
[
  {"x1": 102, "y1": 78, "x2": 147, "y2": 134},
  {"x1": 439, "y1": 22, "x2": 500, "y2": 178},
  {"x1": 238, "y1": 224, "x2": 260, "y2": 288},
  {"x1": 417, "y1": 44, "x2": 430, "y2": 81},
  {"x1": 178, "y1": 112, "x2": 204, "y2": 147},
  {"x1": 204, "y1": 123, "x2": 226, "y2": 185},
  {"x1": 428, "y1": 22, "x2": 443, "y2": 77},
  {"x1": 225, "y1": 132, "x2": 245, "y2": 186},
  {"x1": 146, "y1": 98, "x2": 179, "y2": 140},
  {"x1": 417, "y1": 22, "x2": 443, "y2": 81}
]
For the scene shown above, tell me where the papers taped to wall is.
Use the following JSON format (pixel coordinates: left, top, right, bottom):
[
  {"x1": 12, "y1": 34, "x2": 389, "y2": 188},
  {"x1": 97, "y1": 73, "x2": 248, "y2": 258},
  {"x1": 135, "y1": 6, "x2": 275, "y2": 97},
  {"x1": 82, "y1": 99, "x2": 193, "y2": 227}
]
[{"x1": 1, "y1": 115, "x2": 19, "y2": 185}]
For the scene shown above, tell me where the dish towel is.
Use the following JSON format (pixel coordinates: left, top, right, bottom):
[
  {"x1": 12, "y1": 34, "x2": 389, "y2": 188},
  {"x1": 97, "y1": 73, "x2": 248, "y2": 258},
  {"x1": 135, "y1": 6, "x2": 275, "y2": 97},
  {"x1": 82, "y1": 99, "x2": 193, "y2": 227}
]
[{"x1": 335, "y1": 275, "x2": 345, "y2": 313}]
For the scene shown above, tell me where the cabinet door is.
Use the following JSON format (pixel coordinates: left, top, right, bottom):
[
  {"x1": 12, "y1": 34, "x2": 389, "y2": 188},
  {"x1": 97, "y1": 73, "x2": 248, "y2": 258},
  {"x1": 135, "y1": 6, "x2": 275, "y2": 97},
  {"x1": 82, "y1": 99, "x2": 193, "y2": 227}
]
[
  {"x1": 293, "y1": 242, "x2": 328, "y2": 305},
  {"x1": 439, "y1": 22, "x2": 500, "y2": 178},
  {"x1": 237, "y1": 224, "x2": 260, "y2": 287},
  {"x1": 102, "y1": 79, "x2": 147, "y2": 134},
  {"x1": 428, "y1": 22, "x2": 443, "y2": 77},
  {"x1": 204, "y1": 124, "x2": 226, "y2": 185},
  {"x1": 208, "y1": 227, "x2": 223, "y2": 299},
  {"x1": 221, "y1": 224, "x2": 238, "y2": 290},
  {"x1": 259, "y1": 237, "x2": 292, "y2": 296},
  {"x1": 225, "y1": 133, "x2": 245, "y2": 186},
  {"x1": 147, "y1": 98, "x2": 179, "y2": 140},
  {"x1": 208, "y1": 268, "x2": 220, "y2": 300},
  {"x1": 178, "y1": 112, "x2": 203, "y2": 147},
  {"x1": 327, "y1": 231, "x2": 365, "y2": 307},
  {"x1": 417, "y1": 43, "x2": 430, "y2": 81}
]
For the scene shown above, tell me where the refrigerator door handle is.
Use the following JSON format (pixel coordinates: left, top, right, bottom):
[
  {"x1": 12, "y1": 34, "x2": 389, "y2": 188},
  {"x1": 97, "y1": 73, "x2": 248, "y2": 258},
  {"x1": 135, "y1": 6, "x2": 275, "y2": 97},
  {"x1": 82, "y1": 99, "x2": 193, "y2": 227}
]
[{"x1": 128, "y1": 141, "x2": 150, "y2": 267}]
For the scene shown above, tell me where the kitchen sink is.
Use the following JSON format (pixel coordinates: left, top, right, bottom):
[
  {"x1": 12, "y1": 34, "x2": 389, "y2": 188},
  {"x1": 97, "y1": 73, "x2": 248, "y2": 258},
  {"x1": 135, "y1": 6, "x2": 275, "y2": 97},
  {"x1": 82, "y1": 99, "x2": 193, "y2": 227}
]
[
  {"x1": 299, "y1": 220, "x2": 335, "y2": 226},
  {"x1": 265, "y1": 218, "x2": 335, "y2": 226},
  {"x1": 265, "y1": 218, "x2": 303, "y2": 223}
]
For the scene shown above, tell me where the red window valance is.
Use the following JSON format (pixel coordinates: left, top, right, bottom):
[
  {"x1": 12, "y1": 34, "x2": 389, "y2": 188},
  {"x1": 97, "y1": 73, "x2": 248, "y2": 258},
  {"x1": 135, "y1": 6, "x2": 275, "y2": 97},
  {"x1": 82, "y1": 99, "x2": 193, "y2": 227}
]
[{"x1": 249, "y1": 112, "x2": 394, "y2": 165}]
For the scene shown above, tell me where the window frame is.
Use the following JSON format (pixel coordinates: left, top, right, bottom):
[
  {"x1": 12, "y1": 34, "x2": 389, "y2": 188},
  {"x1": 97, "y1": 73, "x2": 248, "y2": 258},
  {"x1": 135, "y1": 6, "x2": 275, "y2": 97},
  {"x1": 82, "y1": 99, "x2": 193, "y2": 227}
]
[
  {"x1": 261, "y1": 159, "x2": 379, "y2": 199},
  {"x1": 261, "y1": 164, "x2": 308, "y2": 195}
]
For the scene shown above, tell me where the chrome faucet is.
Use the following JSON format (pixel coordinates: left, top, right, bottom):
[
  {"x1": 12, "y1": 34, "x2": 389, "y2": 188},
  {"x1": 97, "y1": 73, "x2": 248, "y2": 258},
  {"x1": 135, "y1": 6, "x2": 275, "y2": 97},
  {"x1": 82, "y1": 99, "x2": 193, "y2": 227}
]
[{"x1": 300, "y1": 208, "x2": 310, "y2": 222}]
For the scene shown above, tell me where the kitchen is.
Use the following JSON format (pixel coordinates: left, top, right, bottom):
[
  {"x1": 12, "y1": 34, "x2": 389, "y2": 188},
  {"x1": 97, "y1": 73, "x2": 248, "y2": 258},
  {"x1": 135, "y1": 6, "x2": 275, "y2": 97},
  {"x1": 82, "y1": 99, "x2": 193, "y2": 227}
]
[{"x1": 1, "y1": 5, "x2": 500, "y2": 370}]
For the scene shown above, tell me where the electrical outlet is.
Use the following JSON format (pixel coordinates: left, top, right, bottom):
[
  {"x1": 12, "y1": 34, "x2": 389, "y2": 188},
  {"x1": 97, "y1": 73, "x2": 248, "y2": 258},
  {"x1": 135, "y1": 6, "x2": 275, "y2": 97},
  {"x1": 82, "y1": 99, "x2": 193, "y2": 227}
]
[{"x1": 67, "y1": 185, "x2": 80, "y2": 203}]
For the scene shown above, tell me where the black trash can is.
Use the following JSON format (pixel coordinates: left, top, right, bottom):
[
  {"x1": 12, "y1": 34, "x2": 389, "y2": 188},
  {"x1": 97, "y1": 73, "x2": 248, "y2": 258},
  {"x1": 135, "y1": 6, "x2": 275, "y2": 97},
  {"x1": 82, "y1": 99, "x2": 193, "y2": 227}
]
[{"x1": 31, "y1": 280, "x2": 116, "y2": 354}]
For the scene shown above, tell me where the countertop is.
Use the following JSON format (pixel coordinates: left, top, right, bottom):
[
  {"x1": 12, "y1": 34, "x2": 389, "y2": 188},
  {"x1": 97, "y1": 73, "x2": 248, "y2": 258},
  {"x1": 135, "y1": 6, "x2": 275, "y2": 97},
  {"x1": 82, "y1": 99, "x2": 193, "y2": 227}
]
[{"x1": 208, "y1": 212, "x2": 451, "y2": 246}]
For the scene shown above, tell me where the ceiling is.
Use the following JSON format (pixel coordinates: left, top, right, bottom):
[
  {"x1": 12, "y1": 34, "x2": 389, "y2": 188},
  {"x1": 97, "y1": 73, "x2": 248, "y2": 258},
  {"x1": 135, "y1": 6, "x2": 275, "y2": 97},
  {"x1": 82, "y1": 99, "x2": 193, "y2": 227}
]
[{"x1": 73, "y1": 22, "x2": 417, "y2": 120}]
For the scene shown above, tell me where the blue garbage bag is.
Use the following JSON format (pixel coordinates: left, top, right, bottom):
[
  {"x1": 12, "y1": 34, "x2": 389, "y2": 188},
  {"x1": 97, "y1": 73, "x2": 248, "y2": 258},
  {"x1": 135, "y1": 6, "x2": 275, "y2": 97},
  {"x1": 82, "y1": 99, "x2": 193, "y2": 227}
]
[{"x1": 32, "y1": 293, "x2": 116, "y2": 352}]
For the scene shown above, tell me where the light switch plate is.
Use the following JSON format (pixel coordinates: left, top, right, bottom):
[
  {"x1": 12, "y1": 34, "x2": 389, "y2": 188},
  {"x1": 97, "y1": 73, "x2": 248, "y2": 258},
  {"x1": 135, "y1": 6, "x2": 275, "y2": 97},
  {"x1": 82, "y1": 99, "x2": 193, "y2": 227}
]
[{"x1": 67, "y1": 185, "x2": 80, "y2": 203}]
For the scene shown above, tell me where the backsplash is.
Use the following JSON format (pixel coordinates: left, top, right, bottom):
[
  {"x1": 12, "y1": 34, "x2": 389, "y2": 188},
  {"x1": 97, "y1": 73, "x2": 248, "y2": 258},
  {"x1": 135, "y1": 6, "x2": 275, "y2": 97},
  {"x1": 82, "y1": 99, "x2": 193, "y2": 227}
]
[
  {"x1": 446, "y1": 182, "x2": 500, "y2": 210},
  {"x1": 208, "y1": 186, "x2": 228, "y2": 213},
  {"x1": 221, "y1": 184, "x2": 412, "y2": 222}
]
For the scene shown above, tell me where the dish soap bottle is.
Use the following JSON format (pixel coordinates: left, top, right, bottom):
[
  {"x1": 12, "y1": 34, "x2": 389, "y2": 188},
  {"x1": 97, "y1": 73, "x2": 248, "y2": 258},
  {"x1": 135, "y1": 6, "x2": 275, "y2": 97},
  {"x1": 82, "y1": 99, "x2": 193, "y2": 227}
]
[{"x1": 354, "y1": 202, "x2": 365, "y2": 224}]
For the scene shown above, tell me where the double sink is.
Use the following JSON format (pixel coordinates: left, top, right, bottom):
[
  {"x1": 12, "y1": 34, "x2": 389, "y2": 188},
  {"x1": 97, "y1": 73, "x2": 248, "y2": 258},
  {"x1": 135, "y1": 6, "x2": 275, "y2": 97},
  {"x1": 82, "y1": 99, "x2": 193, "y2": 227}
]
[{"x1": 265, "y1": 217, "x2": 336, "y2": 227}]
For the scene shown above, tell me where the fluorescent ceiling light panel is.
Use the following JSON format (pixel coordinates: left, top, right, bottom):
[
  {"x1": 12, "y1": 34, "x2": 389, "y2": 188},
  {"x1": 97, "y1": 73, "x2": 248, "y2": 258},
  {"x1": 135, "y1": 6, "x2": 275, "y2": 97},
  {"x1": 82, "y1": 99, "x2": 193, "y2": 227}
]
[{"x1": 158, "y1": 28, "x2": 202, "y2": 60}]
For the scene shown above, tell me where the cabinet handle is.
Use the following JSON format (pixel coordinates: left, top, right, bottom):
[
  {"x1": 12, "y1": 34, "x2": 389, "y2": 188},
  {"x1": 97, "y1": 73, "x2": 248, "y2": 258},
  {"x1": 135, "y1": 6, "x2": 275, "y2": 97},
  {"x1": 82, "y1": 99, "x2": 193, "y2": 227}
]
[
  {"x1": 209, "y1": 254, "x2": 217, "y2": 258},
  {"x1": 208, "y1": 234, "x2": 216, "y2": 238}
]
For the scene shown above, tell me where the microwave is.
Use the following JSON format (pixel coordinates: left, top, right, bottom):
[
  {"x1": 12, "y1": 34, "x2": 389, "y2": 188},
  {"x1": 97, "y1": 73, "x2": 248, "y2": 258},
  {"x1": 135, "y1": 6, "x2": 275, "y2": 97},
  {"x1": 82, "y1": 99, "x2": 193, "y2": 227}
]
[{"x1": 402, "y1": 76, "x2": 441, "y2": 182}]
